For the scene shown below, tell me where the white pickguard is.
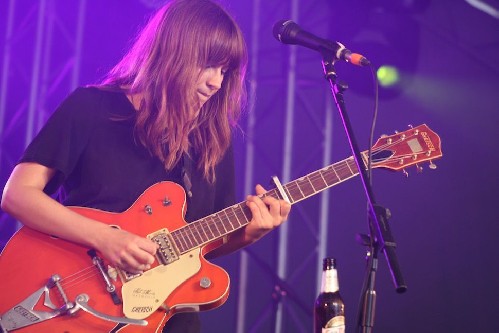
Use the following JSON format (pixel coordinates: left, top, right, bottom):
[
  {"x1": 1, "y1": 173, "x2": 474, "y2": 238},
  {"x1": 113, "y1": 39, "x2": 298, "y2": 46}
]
[{"x1": 121, "y1": 248, "x2": 201, "y2": 319}]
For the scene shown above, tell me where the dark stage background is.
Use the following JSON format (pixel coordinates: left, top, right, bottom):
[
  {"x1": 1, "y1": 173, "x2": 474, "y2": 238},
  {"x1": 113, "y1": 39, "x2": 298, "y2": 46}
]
[{"x1": 1, "y1": 1, "x2": 498, "y2": 332}]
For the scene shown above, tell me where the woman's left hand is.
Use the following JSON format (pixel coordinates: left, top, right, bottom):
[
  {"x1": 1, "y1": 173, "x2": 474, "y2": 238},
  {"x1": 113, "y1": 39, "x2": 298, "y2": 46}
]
[{"x1": 244, "y1": 184, "x2": 291, "y2": 242}]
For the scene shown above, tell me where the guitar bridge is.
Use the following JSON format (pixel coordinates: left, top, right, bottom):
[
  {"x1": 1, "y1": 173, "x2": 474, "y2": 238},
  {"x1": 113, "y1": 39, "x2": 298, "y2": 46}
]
[
  {"x1": 149, "y1": 228, "x2": 180, "y2": 265},
  {"x1": 0, "y1": 274, "x2": 73, "y2": 331},
  {"x1": 0, "y1": 274, "x2": 149, "y2": 332}
]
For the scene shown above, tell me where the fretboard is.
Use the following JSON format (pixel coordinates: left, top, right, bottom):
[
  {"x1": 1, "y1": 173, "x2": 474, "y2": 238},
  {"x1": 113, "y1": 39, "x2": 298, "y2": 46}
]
[{"x1": 170, "y1": 153, "x2": 366, "y2": 254}]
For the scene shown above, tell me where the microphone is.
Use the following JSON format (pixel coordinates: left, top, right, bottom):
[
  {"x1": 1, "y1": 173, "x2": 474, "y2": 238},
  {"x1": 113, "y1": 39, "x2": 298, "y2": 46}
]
[{"x1": 272, "y1": 19, "x2": 370, "y2": 67}]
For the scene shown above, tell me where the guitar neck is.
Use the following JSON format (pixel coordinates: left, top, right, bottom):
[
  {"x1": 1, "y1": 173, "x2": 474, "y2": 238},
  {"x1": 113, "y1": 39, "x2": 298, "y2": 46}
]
[
  {"x1": 277, "y1": 153, "x2": 366, "y2": 205},
  {"x1": 170, "y1": 153, "x2": 366, "y2": 254}
]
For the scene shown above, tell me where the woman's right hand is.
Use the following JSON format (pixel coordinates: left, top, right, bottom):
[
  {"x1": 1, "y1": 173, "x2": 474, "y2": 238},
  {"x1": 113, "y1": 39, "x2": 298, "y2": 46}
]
[{"x1": 94, "y1": 227, "x2": 159, "y2": 274}]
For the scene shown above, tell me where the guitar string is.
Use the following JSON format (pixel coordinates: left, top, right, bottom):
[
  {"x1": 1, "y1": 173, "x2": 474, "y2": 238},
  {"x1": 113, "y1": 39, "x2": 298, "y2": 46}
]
[
  {"x1": 169, "y1": 143, "x2": 424, "y2": 253},
  {"x1": 102, "y1": 135, "x2": 426, "y2": 256},
  {"x1": 35, "y1": 265, "x2": 104, "y2": 306},
  {"x1": 59, "y1": 265, "x2": 102, "y2": 288},
  {"x1": 38, "y1": 136, "x2": 427, "y2": 305},
  {"x1": 173, "y1": 162, "x2": 353, "y2": 251},
  {"x1": 105, "y1": 145, "x2": 414, "y2": 256}
]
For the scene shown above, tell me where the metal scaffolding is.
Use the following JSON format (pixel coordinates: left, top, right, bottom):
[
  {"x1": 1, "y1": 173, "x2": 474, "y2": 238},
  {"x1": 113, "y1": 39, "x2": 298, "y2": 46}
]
[
  {"x1": 236, "y1": 0, "x2": 336, "y2": 331},
  {"x1": 0, "y1": 0, "x2": 87, "y2": 245}
]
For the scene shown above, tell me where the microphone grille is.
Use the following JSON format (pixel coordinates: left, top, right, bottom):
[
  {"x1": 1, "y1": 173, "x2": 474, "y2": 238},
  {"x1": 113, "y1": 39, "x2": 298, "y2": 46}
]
[{"x1": 272, "y1": 19, "x2": 299, "y2": 43}]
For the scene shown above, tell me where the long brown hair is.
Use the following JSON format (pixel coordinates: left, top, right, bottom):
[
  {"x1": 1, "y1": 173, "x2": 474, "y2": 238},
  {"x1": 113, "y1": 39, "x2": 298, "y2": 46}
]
[{"x1": 102, "y1": 0, "x2": 247, "y2": 182}]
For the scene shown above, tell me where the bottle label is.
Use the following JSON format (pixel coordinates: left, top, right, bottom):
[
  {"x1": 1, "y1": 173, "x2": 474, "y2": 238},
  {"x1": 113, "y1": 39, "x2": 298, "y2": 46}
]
[
  {"x1": 322, "y1": 270, "x2": 339, "y2": 293},
  {"x1": 322, "y1": 315, "x2": 345, "y2": 333}
]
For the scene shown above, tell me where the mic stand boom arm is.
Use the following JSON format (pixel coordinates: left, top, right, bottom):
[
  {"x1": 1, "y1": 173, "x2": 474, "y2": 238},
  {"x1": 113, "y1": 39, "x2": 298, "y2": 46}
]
[{"x1": 320, "y1": 52, "x2": 407, "y2": 332}]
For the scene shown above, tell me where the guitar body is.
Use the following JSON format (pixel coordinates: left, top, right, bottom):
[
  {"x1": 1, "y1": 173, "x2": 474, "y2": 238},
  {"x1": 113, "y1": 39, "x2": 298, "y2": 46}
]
[{"x1": 0, "y1": 182, "x2": 230, "y2": 333}]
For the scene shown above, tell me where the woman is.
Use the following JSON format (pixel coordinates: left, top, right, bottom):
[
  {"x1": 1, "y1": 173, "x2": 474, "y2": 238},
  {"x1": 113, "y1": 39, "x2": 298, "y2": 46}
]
[{"x1": 1, "y1": 0, "x2": 291, "y2": 332}]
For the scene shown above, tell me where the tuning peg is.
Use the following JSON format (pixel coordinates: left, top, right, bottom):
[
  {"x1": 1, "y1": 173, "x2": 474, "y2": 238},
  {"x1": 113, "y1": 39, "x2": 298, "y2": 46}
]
[
  {"x1": 429, "y1": 161, "x2": 437, "y2": 170},
  {"x1": 402, "y1": 169, "x2": 409, "y2": 177},
  {"x1": 380, "y1": 134, "x2": 392, "y2": 144},
  {"x1": 394, "y1": 129, "x2": 406, "y2": 140},
  {"x1": 408, "y1": 124, "x2": 413, "y2": 129},
  {"x1": 416, "y1": 164, "x2": 423, "y2": 173}
]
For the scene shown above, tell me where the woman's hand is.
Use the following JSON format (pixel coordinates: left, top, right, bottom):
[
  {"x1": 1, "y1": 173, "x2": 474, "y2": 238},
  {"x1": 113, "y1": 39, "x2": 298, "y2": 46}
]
[
  {"x1": 244, "y1": 184, "x2": 291, "y2": 243},
  {"x1": 94, "y1": 227, "x2": 159, "y2": 274}
]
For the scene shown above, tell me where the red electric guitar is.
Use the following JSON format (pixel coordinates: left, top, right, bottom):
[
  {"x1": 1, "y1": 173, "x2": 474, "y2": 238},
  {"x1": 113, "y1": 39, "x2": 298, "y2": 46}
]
[{"x1": 0, "y1": 124, "x2": 442, "y2": 332}]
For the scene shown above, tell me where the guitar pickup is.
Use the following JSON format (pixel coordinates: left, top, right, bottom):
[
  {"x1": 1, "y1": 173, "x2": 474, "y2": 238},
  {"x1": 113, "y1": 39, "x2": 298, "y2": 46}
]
[{"x1": 149, "y1": 229, "x2": 180, "y2": 265}]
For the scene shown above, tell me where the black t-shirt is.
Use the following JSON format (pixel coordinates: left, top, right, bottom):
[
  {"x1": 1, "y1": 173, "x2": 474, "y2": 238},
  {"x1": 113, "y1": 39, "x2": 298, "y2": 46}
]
[
  {"x1": 20, "y1": 86, "x2": 236, "y2": 222},
  {"x1": 20, "y1": 87, "x2": 236, "y2": 332}
]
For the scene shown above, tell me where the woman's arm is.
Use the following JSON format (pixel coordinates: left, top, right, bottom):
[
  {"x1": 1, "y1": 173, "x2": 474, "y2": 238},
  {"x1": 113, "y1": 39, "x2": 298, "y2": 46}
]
[{"x1": 1, "y1": 162, "x2": 158, "y2": 273}]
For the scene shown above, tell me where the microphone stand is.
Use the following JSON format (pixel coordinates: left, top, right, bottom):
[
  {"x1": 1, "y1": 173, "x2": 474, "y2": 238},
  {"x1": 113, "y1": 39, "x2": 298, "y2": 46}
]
[{"x1": 320, "y1": 51, "x2": 407, "y2": 333}]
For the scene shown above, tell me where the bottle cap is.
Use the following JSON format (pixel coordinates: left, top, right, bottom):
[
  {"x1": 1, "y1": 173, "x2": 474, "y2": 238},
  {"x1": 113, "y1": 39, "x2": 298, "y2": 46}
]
[{"x1": 323, "y1": 257, "x2": 336, "y2": 270}]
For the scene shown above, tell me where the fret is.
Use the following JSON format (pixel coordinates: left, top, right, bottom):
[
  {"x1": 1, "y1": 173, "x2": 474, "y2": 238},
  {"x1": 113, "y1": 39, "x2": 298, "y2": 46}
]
[
  {"x1": 193, "y1": 224, "x2": 207, "y2": 243},
  {"x1": 220, "y1": 211, "x2": 233, "y2": 233},
  {"x1": 222, "y1": 209, "x2": 235, "y2": 231},
  {"x1": 230, "y1": 206, "x2": 242, "y2": 228},
  {"x1": 207, "y1": 213, "x2": 224, "y2": 238},
  {"x1": 175, "y1": 230, "x2": 189, "y2": 252},
  {"x1": 225, "y1": 220, "x2": 235, "y2": 234},
  {"x1": 171, "y1": 233, "x2": 182, "y2": 253},
  {"x1": 287, "y1": 183, "x2": 300, "y2": 201},
  {"x1": 180, "y1": 229, "x2": 192, "y2": 252},
  {"x1": 305, "y1": 175, "x2": 318, "y2": 195},
  {"x1": 268, "y1": 188, "x2": 280, "y2": 200},
  {"x1": 215, "y1": 212, "x2": 228, "y2": 233},
  {"x1": 283, "y1": 186, "x2": 293, "y2": 204},
  {"x1": 345, "y1": 157, "x2": 355, "y2": 175},
  {"x1": 329, "y1": 161, "x2": 345, "y2": 181},
  {"x1": 331, "y1": 162, "x2": 342, "y2": 183},
  {"x1": 230, "y1": 205, "x2": 244, "y2": 228},
  {"x1": 283, "y1": 180, "x2": 299, "y2": 202},
  {"x1": 183, "y1": 228, "x2": 196, "y2": 249},
  {"x1": 341, "y1": 159, "x2": 359, "y2": 181},
  {"x1": 309, "y1": 171, "x2": 328, "y2": 192},
  {"x1": 198, "y1": 218, "x2": 210, "y2": 241},
  {"x1": 318, "y1": 169, "x2": 328, "y2": 185},
  {"x1": 184, "y1": 226, "x2": 194, "y2": 247},
  {"x1": 326, "y1": 164, "x2": 341, "y2": 184},
  {"x1": 286, "y1": 178, "x2": 310, "y2": 202},
  {"x1": 338, "y1": 159, "x2": 354, "y2": 179},
  {"x1": 205, "y1": 217, "x2": 220, "y2": 239},
  {"x1": 235, "y1": 203, "x2": 251, "y2": 224},
  {"x1": 209, "y1": 214, "x2": 223, "y2": 238},
  {"x1": 296, "y1": 176, "x2": 316, "y2": 197}
]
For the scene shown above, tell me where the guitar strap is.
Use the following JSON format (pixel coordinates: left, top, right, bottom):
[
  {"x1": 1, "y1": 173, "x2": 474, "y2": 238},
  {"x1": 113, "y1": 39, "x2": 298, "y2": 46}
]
[{"x1": 182, "y1": 152, "x2": 193, "y2": 200}]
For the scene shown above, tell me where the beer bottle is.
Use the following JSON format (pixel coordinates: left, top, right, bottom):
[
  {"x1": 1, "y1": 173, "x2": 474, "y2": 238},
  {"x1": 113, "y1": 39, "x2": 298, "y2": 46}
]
[{"x1": 314, "y1": 257, "x2": 345, "y2": 333}]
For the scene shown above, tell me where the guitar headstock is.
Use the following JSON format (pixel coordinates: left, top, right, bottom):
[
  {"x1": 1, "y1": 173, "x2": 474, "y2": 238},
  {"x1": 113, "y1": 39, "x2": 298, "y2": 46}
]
[{"x1": 370, "y1": 124, "x2": 442, "y2": 172}]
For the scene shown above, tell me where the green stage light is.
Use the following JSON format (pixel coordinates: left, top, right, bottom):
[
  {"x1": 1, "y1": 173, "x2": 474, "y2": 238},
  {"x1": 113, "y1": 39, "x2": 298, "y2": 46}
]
[{"x1": 377, "y1": 65, "x2": 400, "y2": 87}]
